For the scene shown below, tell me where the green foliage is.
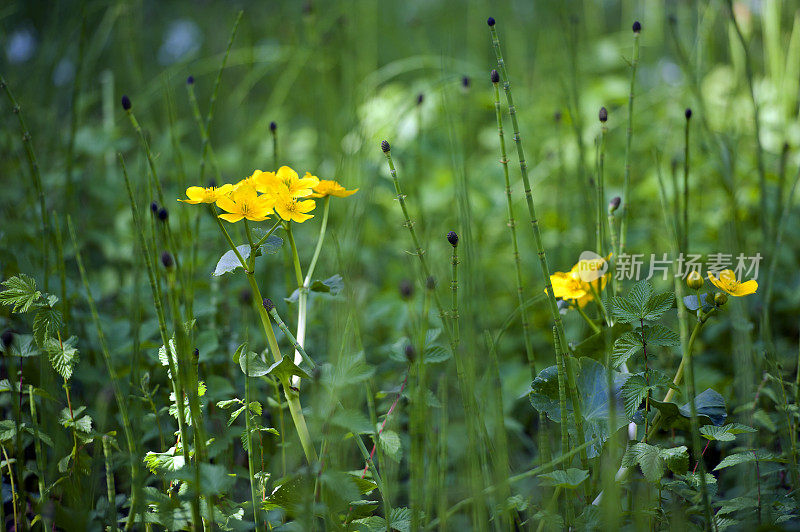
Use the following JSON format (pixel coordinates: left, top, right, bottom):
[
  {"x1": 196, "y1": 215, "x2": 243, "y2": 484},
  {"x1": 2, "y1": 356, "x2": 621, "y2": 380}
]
[
  {"x1": 538, "y1": 468, "x2": 589, "y2": 488},
  {"x1": 700, "y1": 423, "x2": 757, "y2": 442},
  {"x1": 622, "y1": 442, "x2": 688, "y2": 482},
  {"x1": 649, "y1": 388, "x2": 728, "y2": 430},
  {"x1": 620, "y1": 370, "x2": 676, "y2": 418},
  {"x1": 612, "y1": 324, "x2": 680, "y2": 368},
  {"x1": 611, "y1": 280, "x2": 675, "y2": 325},
  {"x1": 713, "y1": 450, "x2": 782, "y2": 471},
  {"x1": 45, "y1": 335, "x2": 79, "y2": 381},
  {"x1": 0, "y1": 274, "x2": 41, "y2": 312}
]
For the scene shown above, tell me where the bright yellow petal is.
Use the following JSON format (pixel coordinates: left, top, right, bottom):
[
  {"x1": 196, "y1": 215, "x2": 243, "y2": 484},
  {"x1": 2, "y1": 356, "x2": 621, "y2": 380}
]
[
  {"x1": 218, "y1": 212, "x2": 244, "y2": 223},
  {"x1": 296, "y1": 199, "x2": 316, "y2": 213},
  {"x1": 732, "y1": 279, "x2": 758, "y2": 296},
  {"x1": 215, "y1": 195, "x2": 238, "y2": 214},
  {"x1": 277, "y1": 166, "x2": 298, "y2": 182},
  {"x1": 291, "y1": 211, "x2": 313, "y2": 223},
  {"x1": 707, "y1": 272, "x2": 725, "y2": 292},
  {"x1": 331, "y1": 187, "x2": 358, "y2": 197}
]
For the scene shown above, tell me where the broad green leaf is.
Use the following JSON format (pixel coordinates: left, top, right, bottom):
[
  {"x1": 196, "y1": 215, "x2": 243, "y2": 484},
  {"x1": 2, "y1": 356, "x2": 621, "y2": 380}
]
[
  {"x1": 538, "y1": 468, "x2": 589, "y2": 488},
  {"x1": 611, "y1": 296, "x2": 640, "y2": 324},
  {"x1": 45, "y1": 335, "x2": 79, "y2": 381},
  {"x1": 628, "y1": 280, "x2": 652, "y2": 311},
  {"x1": 645, "y1": 324, "x2": 681, "y2": 347},
  {"x1": 620, "y1": 374, "x2": 649, "y2": 418},
  {"x1": 649, "y1": 388, "x2": 727, "y2": 431},
  {"x1": 612, "y1": 331, "x2": 642, "y2": 368},
  {"x1": 530, "y1": 357, "x2": 629, "y2": 458},
  {"x1": 660, "y1": 445, "x2": 689, "y2": 475},
  {"x1": 143, "y1": 447, "x2": 185, "y2": 474},
  {"x1": 215, "y1": 399, "x2": 242, "y2": 409},
  {"x1": 285, "y1": 274, "x2": 344, "y2": 303},
  {"x1": 265, "y1": 354, "x2": 311, "y2": 382},
  {"x1": 248, "y1": 231, "x2": 284, "y2": 255},
  {"x1": 213, "y1": 245, "x2": 251, "y2": 276},
  {"x1": 0, "y1": 274, "x2": 41, "y2": 312},
  {"x1": 238, "y1": 351, "x2": 270, "y2": 377},
  {"x1": 683, "y1": 293, "x2": 711, "y2": 312},
  {"x1": 713, "y1": 450, "x2": 781, "y2": 471}
]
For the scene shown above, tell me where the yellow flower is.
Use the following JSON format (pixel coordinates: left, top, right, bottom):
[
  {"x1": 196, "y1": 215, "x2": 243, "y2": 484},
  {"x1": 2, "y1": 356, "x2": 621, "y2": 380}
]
[
  {"x1": 215, "y1": 185, "x2": 274, "y2": 223},
  {"x1": 274, "y1": 194, "x2": 315, "y2": 223},
  {"x1": 548, "y1": 254, "x2": 610, "y2": 308},
  {"x1": 236, "y1": 169, "x2": 271, "y2": 191},
  {"x1": 273, "y1": 166, "x2": 319, "y2": 198},
  {"x1": 708, "y1": 269, "x2": 758, "y2": 297},
  {"x1": 310, "y1": 179, "x2": 359, "y2": 198},
  {"x1": 178, "y1": 184, "x2": 234, "y2": 204}
]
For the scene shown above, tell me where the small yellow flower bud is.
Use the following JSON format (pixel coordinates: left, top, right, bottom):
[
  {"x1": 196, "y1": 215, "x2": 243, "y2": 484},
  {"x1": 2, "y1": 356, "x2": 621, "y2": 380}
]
[
  {"x1": 714, "y1": 292, "x2": 728, "y2": 306},
  {"x1": 687, "y1": 271, "x2": 703, "y2": 290}
]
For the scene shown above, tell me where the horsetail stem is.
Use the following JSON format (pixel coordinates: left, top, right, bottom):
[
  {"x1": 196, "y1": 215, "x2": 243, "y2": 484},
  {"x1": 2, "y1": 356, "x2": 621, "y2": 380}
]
[
  {"x1": 263, "y1": 299, "x2": 317, "y2": 368},
  {"x1": 67, "y1": 216, "x2": 143, "y2": 530},
  {"x1": 619, "y1": 22, "x2": 641, "y2": 256},
  {"x1": 488, "y1": 19, "x2": 588, "y2": 468},
  {"x1": 2, "y1": 75, "x2": 49, "y2": 291},
  {"x1": 270, "y1": 121, "x2": 279, "y2": 169},
  {"x1": 683, "y1": 108, "x2": 692, "y2": 251},
  {"x1": 597, "y1": 107, "x2": 608, "y2": 255},
  {"x1": 199, "y1": 10, "x2": 242, "y2": 183},
  {"x1": 682, "y1": 319, "x2": 713, "y2": 530},
  {"x1": 102, "y1": 435, "x2": 119, "y2": 532},
  {"x1": 448, "y1": 231, "x2": 460, "y2": 349},
  {"x1": 491, "y1": 70, "x2": 536, "y2": 376},
  {"x1": 120, "y1": 155, "x2": 196, "y2": 525},
  {"x1": 28, "y1": 385, "x2": 49, "y2": 531},
  {"x1": 243, "y1": 341, "x2": 261, "y2": 528}
]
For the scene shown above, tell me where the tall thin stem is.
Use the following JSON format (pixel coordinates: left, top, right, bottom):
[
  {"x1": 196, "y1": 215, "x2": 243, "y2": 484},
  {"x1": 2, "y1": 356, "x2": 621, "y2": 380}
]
[
  {"x1": 489, "y1": 19, "x2": 588, "y2": 469},
  {"x1": 619, "y1": 25, "x2": 641, "y2": 256}
]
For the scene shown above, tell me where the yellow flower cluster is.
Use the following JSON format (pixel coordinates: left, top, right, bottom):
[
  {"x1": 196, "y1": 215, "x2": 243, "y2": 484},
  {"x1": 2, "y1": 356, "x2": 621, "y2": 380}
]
[
  {"x1": 178, "y1": 166, "x2": 358, "y2": 223},
  {"x1": 548, "y1": 254, "x2": 610, "y2": 308}
]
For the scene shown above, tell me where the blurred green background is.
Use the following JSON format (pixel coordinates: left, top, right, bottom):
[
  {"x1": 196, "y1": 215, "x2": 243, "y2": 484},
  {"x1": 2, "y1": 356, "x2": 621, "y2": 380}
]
[{"x1": 2, "y1": 0, "x2": 800, "y2": 527}]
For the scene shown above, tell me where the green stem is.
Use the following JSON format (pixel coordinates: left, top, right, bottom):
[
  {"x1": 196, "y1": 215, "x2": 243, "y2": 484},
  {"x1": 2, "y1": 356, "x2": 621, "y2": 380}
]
[
  {"x1": 619, "y1": 29, "x2": 640, "y2": 257},
  {"x1": 244, "y1": 344, "x2": 261, "y2": 528},
  {"x1": 305, "y1": 197, "x2": 331, "y2": 286},
  {"x1": 492, "y1": 76, "x2": 536, "y2": 375},
  {"x1": 212, "y1": 213, "x2": 317, "y2": 464},
  {"x1": 597, "y1": 116, "x2": 607, "y2": 255},
  {"x1": 28, "y1": 385, "x2": 48, "y2": 531},
  {"x1": 267, "y1": 305, "x2": 316, "y2": 368},
  {"x1": 103, "y1": 435, "x2": 119, "y2": 532},
  {"x1": 683, "y1": 112, "x2": 691, "y2": 252}
]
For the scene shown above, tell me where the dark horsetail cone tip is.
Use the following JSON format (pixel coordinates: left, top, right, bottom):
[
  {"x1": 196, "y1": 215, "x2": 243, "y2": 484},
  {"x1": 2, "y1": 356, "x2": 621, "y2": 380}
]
[
  {"x1": 150, "y1": 201, "x2": 159, "y2": 214},
  {"x1": 491, "y1": 69, "x2": 500, "y2": 84},
  {"x1": 381, "y1": 140, "x2": 390, "y2": 153},
  {"x1": 685, "y1": 108, "x2": 693, "y2": 119},
  {"x1": 487, "y1": 17, "x2": 496, "y2": 26},
  {"x1": 262, "y1": 298, "x2": 275, "y2": 311},
  {"x1": 447, "y1": 231, "x2": 459, "y2": 247},
  {"x1": 633, "y1": 20, "x2": 642, "y2": 33},
  {"x1": 160, "y1": 251, "x2": 174, "y2": 269},
  {"x1": 187, "y1": 75, "x2": 194, "y2": 85},
  {"x1": 270, "y1": 121, "x2": 277, "y2": 132},
  {"x1": 609, "y1": 196, "x2": 621, "y2": 212},
  {"x1": 599, "y1": 106, "x2": 608, "y2": 122},
  {"x1": 121, "y1": 94, "x2": 131, "y2": 110},
  {"x1": 157, "y1": 207, "x2": 169, "y2": 222}
]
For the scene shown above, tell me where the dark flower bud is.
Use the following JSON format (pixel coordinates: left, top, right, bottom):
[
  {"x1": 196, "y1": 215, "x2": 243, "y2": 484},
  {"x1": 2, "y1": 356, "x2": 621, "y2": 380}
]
[
  {"x1": 608, "y1": 196, "x2": 621, "y2": 213},
  {"x1": 632, "y1": 21, "x2": 641, "y2": 33},
  {"x1": 157, "y1": 207, "x2": 169, "y2": 222},
  {"x1": 404, "y1": 344, "x2": 415, "y2": 363},
  {"x1": 1, "y1": 330, "x2": 14, "y2": 349},
  {"x1": 447, "y1": 231, "x2": 459, "y2": 247},
  {"x1": 262, "y1": 298, "x2": 275, "y2": 312},
  {"x1": 399, "y1": 279, "x2": 413, "y2": 300},
  {"x1": 487, "y1": 17, "x2": 496, "y2": 26},
  {"x1": 599, "y1": 106, "x2": 608, "y2": 122},
  {"x1": 270, "y1": 121, "x2": 277, "y2": 133},
  {"x1": 121, "y1": 95, "x2": 131, "y2": 111},
  {"x1": 193, "y1": 348, "x2": 199, "y2": 362},
  {"x1": 491, "y1": 69, "x2": 500, "y2": 84},
  {"x1": 381, "y1": 140, "x2": 391, "y2": 153},
  {"x1": 150, "y1": 201, "x2": 159, "y2": 214},
  {"x1": 461, "y1": 76, "x2": 470, "y2": 88},
  {"x1": 416, "y1": 93, "x2": 424, "y2": 105},
  {"x1": 160, "y1": 251, "x2": 174, "y2": 269},
  {"x1": 426, "y1": 276, "x2": 436, "y2": 290},
  {"x1": 554, "y1": 111, "x2": 562, "y2": 123},
  {"x1": 685, "y1": 108, "x2": 692, "y2": 120},
  {"x1": 187, "y1": 75, "x2": 194, "y2": 85}
]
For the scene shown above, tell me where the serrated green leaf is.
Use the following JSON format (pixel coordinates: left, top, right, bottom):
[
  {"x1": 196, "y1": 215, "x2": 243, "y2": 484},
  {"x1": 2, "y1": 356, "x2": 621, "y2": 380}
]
[
  {"x1": 379, "y1": 429, "x2": 402, "y2": 462},
  {"x1": 700, "y1": 423, "x2": 757, "y2": 441},
  {"x1": 645, "y1": 324, "x2": 681, "y2": 347},
  {"x1": 215, "y1": 399, "x2": 242, "y2": 409},
  {"x1": 612, "y1": 331, "x2": 642, "y2": 368},
  {"x1": 620, "y1": 374, "x2": 650, "y2": 418},
  {"x1": 538, "y1": 468, "x2": 589, "y2": 488},
  {"x1": 45, "y1": 335, "x2": 79, "y2": 381},
  {"x1": 33, "y1": 306, "x2": 62, "y2": 347},
  {"x1": 0, "y1": 274, "x2": 41, "y2": 312},
  {"x1": 611, "y1": 296, "x2": 641, "y2": 324},
  {"x1": 643, "y1": 291, "x2": 674, "y2": 321},
  {"x1": 285, "y1": 274, "x2": 344, "y2": 303},
  {"x1": 622, "y1": 442, "x2": 664, "y2": 482},
  {"x1": 143, "y1": 447, "x2": 185, "y2": 474},
  {"x1": 713, "y1": 450, "x2": 781, "y2": 471},
  {"x1": 628, "y1": 280, "x2": 652, "y2": 311},
  {"x1": 660, "y1": 445, "x2": 689, "y2": 475}
]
